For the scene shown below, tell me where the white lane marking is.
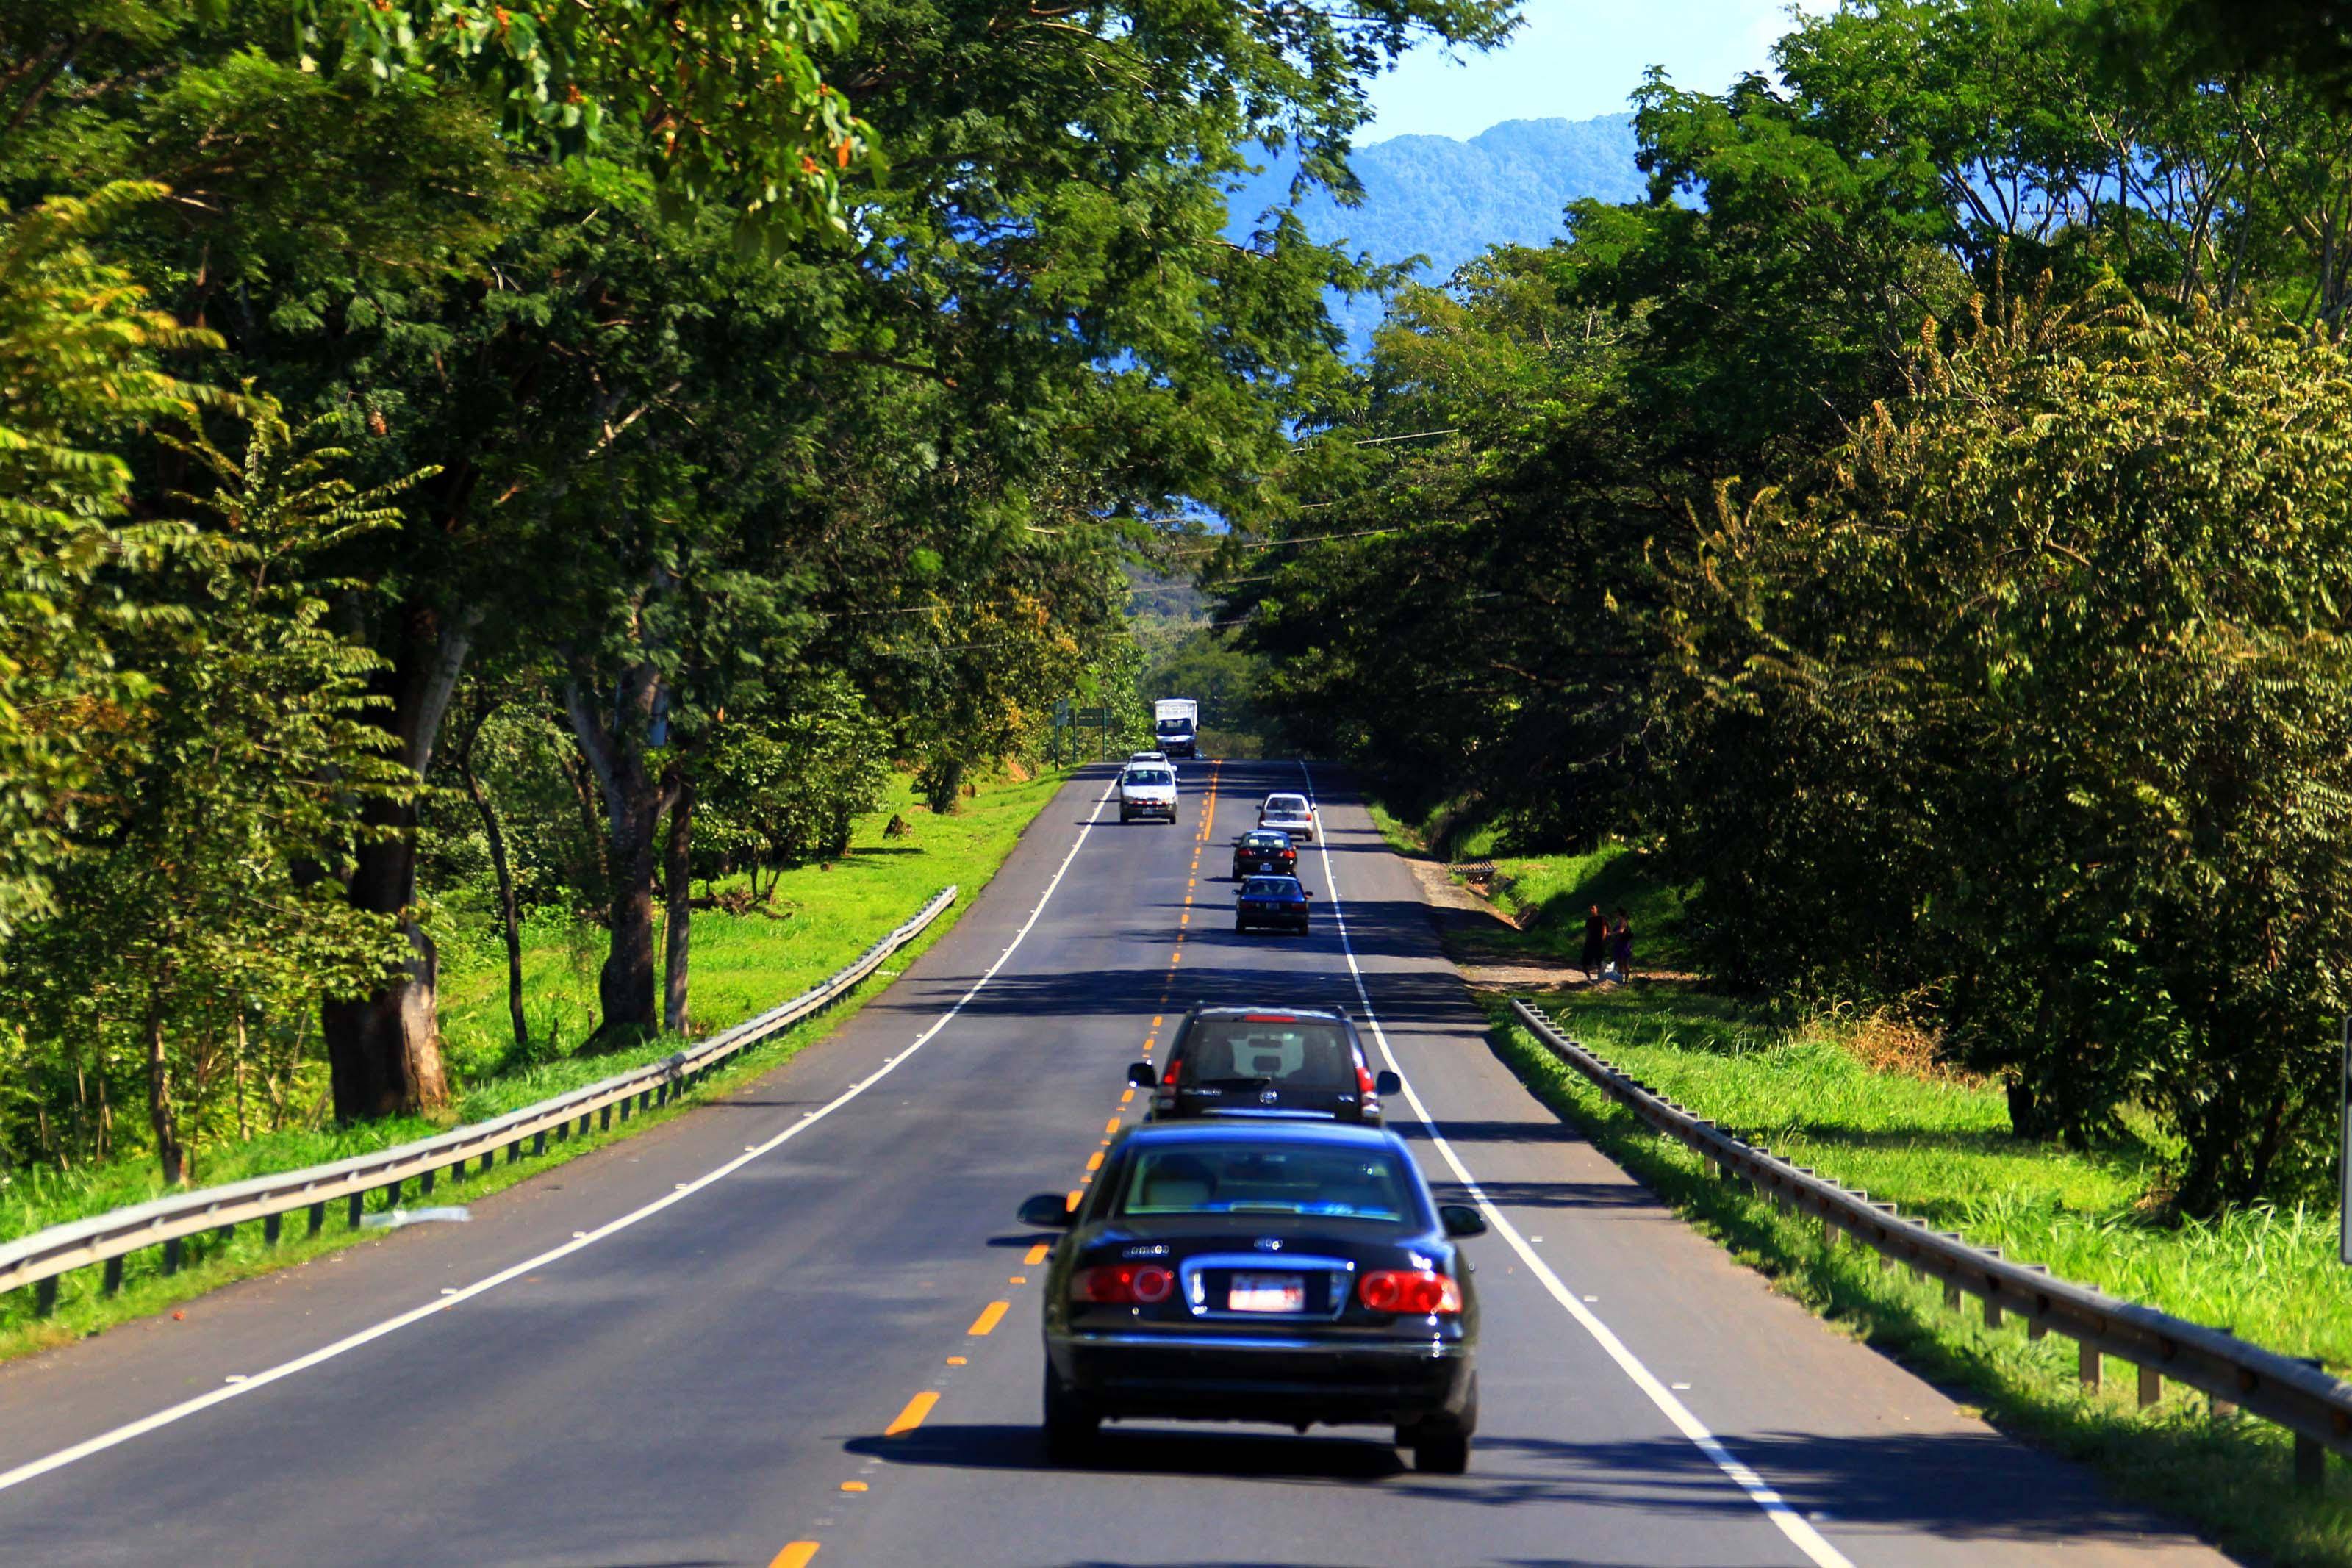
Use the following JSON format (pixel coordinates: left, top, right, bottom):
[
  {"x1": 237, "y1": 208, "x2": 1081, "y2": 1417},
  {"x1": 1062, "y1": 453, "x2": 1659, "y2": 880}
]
[
  {"x1": 0, "y1": 773, "x2": 1126, "y2": 1497},
  {"x1": 1299, "y1": 762, "x2": 1855, "y2": 1568}
]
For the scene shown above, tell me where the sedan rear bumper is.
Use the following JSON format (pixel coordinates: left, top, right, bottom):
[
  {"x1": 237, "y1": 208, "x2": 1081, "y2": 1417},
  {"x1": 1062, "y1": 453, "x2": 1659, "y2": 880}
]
[{"x1": 1053, "y1": 1328, "x2": 1472, "y2": 1427}]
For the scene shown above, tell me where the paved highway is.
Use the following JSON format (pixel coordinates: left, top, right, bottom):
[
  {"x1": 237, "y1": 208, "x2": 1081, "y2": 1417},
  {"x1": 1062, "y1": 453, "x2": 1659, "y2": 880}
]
[{"x1": 0, "y1": 762, "x2": 2231, "y2": 1567}]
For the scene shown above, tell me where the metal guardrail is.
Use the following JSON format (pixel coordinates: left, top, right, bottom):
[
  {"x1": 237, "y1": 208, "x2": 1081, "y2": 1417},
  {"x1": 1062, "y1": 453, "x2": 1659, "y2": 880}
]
[
  {"x1": 1507, "y1": 997, "x2": 2352, "y2": 1490},
  {"x1": 1, "y1": 886, "x2": 959, "y2": 1314}
]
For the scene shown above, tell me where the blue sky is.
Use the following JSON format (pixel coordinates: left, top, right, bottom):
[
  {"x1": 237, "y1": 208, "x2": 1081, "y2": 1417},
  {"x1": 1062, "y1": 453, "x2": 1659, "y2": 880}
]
[{"x1": 1363, "y1": 0, "x2": 1828, "y2": 142}]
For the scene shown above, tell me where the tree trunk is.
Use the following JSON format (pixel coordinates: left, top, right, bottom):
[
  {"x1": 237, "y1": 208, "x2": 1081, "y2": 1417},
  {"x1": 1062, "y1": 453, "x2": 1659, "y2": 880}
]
[
  {"x1": 146, "y1": 996, "x2": 184, "y2": 1187},
  {"x1": 459, "y1": 704, "x2": 530, "y2": 1054},
  {"x1": 564, "y1": 666, "x2": 678, "y2": 1051},
  {"x1": 324, "y1": 597, "x2": 474, "y2": 1121},
  {"x1": 664, "y1": 771, "x2": 694, "y2": 1035}
]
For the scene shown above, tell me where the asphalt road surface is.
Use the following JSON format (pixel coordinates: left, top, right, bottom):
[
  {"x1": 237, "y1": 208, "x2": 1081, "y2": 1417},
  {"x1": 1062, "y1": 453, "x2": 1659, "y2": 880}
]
[{"x1": 0, "y1": 762, "x2": 2234, "y2": 1567}]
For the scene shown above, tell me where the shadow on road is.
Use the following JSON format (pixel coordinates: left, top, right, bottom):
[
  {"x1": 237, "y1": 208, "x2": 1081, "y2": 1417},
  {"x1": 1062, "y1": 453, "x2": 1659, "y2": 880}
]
[{"x1": 849, "y1": 1421, "x2": 2208, "y2": 1551}]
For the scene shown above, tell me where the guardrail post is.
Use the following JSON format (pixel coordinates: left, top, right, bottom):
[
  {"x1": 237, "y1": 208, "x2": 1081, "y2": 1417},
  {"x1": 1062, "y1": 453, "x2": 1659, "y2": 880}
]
[
  {"x1": 307, "y1": 1201, "x2": 325, "y2": 1236},
  {"x1": 505, "y1": 1140, "x2": 520, "y2": 1165},
  {"x1": 2138, "y1": 1365, "x2": 2162, "y2": 1407},
  {"x1": 2296, "y1": 1434, "x2": 2324, "y2": 1492},
  {"x1": 2076, "y1": 1341, "x2": 2101, "y2": 1388},
  {"x1": 347, "y1": 1193, "x2": 364, "y2": 1229},
  {"x1": 265, "y1": 1212, "x2": 282, "y2": 1246},
  {"x1": 1984, "y1": 1290, "x2": 2003, "y2": 1329},
  {"x1": 420, "y1": 1168, "x2": 435, "y2": 1195},
  {"x1": 103, "y1": 1256, "x2": 123, "y2": 1295},
  {"x1": 162, "y1": 1238, "x2": 182, "y2": 1276},
  {"x1": 34, "y1": 1276, "x2": 57, "y2": 1317},
  {"x1": 601, "y1": 1104, "x2": 614, "y2": 1131},
  {"x1": 531, "y1": 1130, "x2": 547, "y2": 1157}
]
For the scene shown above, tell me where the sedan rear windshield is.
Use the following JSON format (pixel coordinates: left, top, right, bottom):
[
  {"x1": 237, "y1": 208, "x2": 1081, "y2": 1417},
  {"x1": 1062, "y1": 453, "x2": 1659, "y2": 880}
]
[
  {"x1": 1241, "y1": 832, "x2": 1290, "y2": 849},
  {"x1": 1118, "y1": 1143, "x2": 1412, "y2": 1222},
  {"x1": 1178, "y1": 1017, "x2": 1349, "y2": 1087},
  {"x1": 1124, "y1": 768, "x2": 1173, "y2": 786},
  {"x1": 1264, "y1": 796, "x2": 1308, "y2": 813},
  {"x1": 1241, "y1": 877, "x2": 1299, "y2": 898}
]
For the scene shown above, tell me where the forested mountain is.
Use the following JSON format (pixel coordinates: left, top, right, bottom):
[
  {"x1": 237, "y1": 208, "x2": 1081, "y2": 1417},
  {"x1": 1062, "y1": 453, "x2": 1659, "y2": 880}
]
[{"x1": 1227, "y1": 116, "x2": 1645, "y2": 350}]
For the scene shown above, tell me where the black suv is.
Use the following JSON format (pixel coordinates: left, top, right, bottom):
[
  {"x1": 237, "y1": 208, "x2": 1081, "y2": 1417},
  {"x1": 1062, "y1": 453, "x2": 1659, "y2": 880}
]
[
  {"x1": 1132, "y1": 1005, "x2": 1402, "y2": 1124},
  {"x1": 1231, "y1": 830, "x2": 1297, "y2": 880}
]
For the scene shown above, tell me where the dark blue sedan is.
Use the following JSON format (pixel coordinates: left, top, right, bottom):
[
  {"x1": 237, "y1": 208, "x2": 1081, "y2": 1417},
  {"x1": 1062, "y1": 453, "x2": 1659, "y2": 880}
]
[{"x1": 1236, "y1": 874, "x2": 1311, "y2": 935}]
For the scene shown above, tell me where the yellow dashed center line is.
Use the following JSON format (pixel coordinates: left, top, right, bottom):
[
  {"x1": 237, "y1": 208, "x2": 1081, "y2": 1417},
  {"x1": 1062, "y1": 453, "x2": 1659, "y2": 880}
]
[
  {"x1": 886, "y1": 1392, "x2": 940, "y2": 1436},
  {"x1": 841, "y1": 1481, "x2": 868, "y2": 1493},
  {"x1": 946, "y1": 1355, "x2": 967, "y2": 1366},
  {"x1": 1025, "y1": 1241, "x2": 1050, "y2": 1265},
  {"x1": 968, "y1": 1301, "x2": 1008, "y2": 1335},
  {"x1": 1085, "y1": 1151, "x2": 1104, "y2": 1172},
  {"x1": 1120, "y1": 1088, "x2": 1133, "y2": 1104},
  {"x1": 770, "y1": 1544, "x2": 820, "y2": 1568},
  {"x1": 1066, "y1": 1190, "x2": 1083, "y2": 1210},
  {"x1": 1105, "y1": 1117, "x2": 1120, "y2": 1135}
]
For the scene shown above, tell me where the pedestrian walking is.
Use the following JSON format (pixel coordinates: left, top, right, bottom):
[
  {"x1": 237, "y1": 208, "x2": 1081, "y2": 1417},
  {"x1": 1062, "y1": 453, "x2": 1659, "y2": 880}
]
[
  {"x1": 1580, "y1": 903, "x2": 1607, "y2": 982},
  {"x1": 1610, "y1": 908, "x2": 1635, "y2": 983}
]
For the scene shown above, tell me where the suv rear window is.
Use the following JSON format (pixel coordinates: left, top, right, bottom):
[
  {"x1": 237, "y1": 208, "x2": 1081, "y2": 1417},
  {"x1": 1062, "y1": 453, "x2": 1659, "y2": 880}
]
[
  {"x1": 1265, "y1": 795, "x2": 1307, "y2": 813},
  {"x1": 1178, "y1": 1017, "x2": 1350, "y2": 1087},
  {"x1": 1125, "y1": 768, "x2": 1172, "y2": 785}
]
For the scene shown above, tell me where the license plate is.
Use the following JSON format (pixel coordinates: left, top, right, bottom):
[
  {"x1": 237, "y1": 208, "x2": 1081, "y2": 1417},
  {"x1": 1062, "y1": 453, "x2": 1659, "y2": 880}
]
[{"x1": 1227, "y1": 1273, "x2": 1305, "y2": 1312}]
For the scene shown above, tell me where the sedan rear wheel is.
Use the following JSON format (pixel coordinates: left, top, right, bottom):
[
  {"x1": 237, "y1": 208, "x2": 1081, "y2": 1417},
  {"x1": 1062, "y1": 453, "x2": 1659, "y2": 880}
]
[
  {"x1": 1410, "y1": 1427, "x2": 1470, "y2": 1474},
  {"x1": 1042, "y1": 1364, "x2": 1100, "y2": 1464}
]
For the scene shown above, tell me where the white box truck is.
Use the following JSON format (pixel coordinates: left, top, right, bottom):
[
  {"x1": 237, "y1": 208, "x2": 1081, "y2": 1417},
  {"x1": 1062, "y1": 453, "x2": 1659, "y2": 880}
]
[{"x1": 1153, "y1": 698, "x2": 1200, "y2": 759}]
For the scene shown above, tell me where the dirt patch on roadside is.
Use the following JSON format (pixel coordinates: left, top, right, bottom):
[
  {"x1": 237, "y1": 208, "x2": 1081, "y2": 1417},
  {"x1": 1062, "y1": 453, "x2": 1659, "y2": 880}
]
[{"x1": 1399, "y1": 853, "x2": 1690, "y2": 994}]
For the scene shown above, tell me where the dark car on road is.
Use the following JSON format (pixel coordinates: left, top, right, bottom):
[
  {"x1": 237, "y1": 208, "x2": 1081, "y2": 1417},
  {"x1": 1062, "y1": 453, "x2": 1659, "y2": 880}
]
[
  {"x1": 1235, "y1": 874, "x2": 1311, "y2": 934},
  {"x1": 1018, "y1": 1121, "x2": 1484, "y2": 1472},
  {"x1": 1230, "y1": 829, "x2": 1297, "y2": 880},
  {"x1": 1131, "y1": 1005, "x2": 1400, "y2": 1124}
]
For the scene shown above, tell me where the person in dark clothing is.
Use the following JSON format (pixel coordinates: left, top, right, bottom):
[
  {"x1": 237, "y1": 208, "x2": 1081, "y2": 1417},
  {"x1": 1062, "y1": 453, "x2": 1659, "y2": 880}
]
[
  {"x1": 1580, "y1": 904, "x2": 1607, "y2": 982},
  {"x1": 1610, "y1": 908, "x2": 1634, "y2": 982}
]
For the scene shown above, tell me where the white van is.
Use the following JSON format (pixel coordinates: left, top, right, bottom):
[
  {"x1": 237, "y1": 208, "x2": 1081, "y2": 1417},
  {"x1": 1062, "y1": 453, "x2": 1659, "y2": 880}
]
[{"x1": 1119, "y1": 763, "x2": 1179, "y2": 824}]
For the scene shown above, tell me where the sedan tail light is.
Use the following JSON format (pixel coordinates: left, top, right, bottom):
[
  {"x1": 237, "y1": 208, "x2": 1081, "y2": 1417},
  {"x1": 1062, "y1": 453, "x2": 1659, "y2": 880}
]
[
  {"x1": 1073, "y1": 1263, "x2": 1175, "y2": 1304},
  {"x1": 1358, "y1": 1269, "x2": 1463, "y2": 1315}
]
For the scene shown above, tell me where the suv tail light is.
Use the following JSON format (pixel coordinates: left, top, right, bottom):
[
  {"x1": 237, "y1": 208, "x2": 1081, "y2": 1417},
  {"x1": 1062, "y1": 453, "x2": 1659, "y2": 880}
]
[
  {"x1": 1356, "y1": 1064, "x2": 1377, "y2": 1097},
  {"x1": 1358, "y1": 1269, "x2": 1462, "y2": 1315},
  {"x1": 1074, "y1": 1263, "x2": 1175, "y2": 1304}
]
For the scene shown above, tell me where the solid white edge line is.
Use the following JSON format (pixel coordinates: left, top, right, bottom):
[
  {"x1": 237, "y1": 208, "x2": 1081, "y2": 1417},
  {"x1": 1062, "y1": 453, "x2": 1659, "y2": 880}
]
[
  {"x1": 0, "y1": 772, "x2": 1127, "y2": 1498},
  {"x1": 1299, "y1": 762, "x2": 1856, "y2": 1568}
]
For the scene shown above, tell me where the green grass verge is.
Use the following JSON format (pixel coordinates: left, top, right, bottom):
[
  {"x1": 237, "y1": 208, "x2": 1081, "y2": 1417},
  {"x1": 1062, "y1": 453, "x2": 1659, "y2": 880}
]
[
  {"x1": 0, "y1": 766, "x2": 1071, "y2": 1364},
  {"x1": 1494, "y1": 988, "x2": 2352, "y2": 1566}
]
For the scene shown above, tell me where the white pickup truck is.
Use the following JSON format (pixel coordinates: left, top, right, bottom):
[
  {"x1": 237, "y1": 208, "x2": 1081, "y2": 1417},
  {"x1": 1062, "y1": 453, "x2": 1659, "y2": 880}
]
[{"x1": 1119, "y1": 762, "x2": 1179, "y2": 824}]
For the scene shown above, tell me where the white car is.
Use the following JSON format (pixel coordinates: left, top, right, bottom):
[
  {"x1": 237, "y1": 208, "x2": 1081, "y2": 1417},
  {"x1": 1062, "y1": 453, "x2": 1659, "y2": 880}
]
[
  {"x1": 1119, "y1": 763, "x2": 1179, "y2": 824},
  {"x1": 1258, "y1": 792, "x2": 1316, "y2": 842}
]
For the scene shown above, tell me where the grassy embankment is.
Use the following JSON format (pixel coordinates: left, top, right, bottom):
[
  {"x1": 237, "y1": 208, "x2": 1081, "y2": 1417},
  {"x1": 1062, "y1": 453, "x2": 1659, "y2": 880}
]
[
  {"x1": 0, "y1": 767, "x2": 1070, "y2": 1362},
  {"x1": 1377, "y1": 805, "x2": 2352, "y2": 1566}
]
